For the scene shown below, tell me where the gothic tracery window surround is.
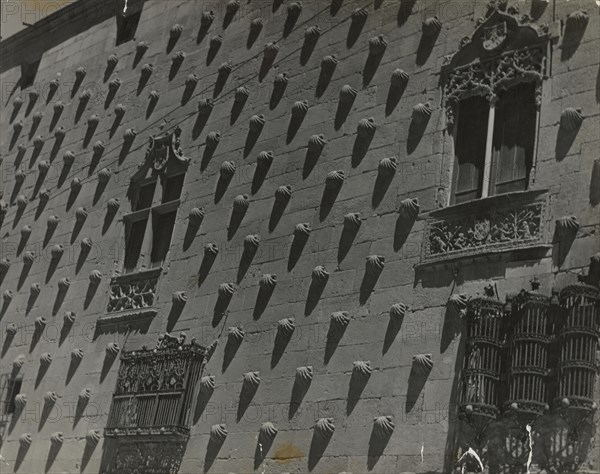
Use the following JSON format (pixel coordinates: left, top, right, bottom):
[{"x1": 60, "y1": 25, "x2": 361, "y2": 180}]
[
  {"x1": 104, "y1": 127, "x2": 189, "y2": 322},
  {"x1": 441, "y1": 7, "x2": 551, "y2": 204}
]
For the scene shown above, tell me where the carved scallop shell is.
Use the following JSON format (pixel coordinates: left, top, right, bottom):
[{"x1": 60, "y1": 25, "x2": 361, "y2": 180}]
[
  {"x1": 312, "y1": 265, "x2": 329, "y2": 282},
  {"x1": 58, "y1": 277, "x2": 70, "y2": 290},
  {"x1": 39, "y1": 188, "x2": 51, "y2": 201},
  {"x1": 71, "y1": 348, "x2": 84, "y2": 360},
  {"x1": 197, "y1": 98, "x2": 214, "y2": 115},
  {"x1": 413, "y1": 353, "x2": 433, "y2": 374},
  {"x1": 71, "y1": 178, "x2": 82, "y2": 191},
  {"x1": 330, "y1": 311, "x2": 350, "y2": 328},
  {"x1": 0, "y1": 258, "x2": 10, "y2": 273},
  {"x1": 219, "y1": 161, "x2": 236, "y2": 178},
  {"x1": 200, "y1": 375, "x2": 216, "y2": 394},
  {"x1": 50, "y1": 432, "x2": 64, "y2": 445},
  {"x1": 357, "y1": 117, "x2": 377, "y2": 137},
  {"x1": 53, "y1": 101, "x2": 65, "y2": 113},
  {"x1": 114, "y1": 103, "x2": 127, "y2": 117},
  {"x1": 343, "y1": 212, "x2": 362, "y2": 230},
  {"x1": 291, "y1": 100, "x2": 309, "y2": 117},
  {"x1": 205, "y1": 243, "x2": 219, "y2": 256},
  {"x1": 422, "y1": 16, "x2": 442, "y2": 36},
  {"x1": 51, "y1": 245, "x2": 65, "y2": 261},
  {"x1": 79, "y1": 388, "x2": 92, "y2": 400},
  {"x1": 20, "y1": 433, "x2": 32, "y2": 446},
  {"x1": 44, "y1": 391, "x2": 60, "y2": 404},
  {"x1": 391, "y1": 69, "x2": 410, "y2": 88},
  {"x1": 93, "y1": 140, "x2": 106, "y2": 154},
  {"x1": 4, "y1": 289, "x2": 15, "y2": 301},
  {"x1": 98, "y1": 168, "x2": 112, "y2": 183},
  {"x1": 244, "y1": 234, "x2": 261, "y2": 250},
  {"x1": 390, "y1": 303, "x2": 407, "y2": 320},
  {"x1": 325, "y1": 170, "x2": 345, "y2": 189},
  {"x1": 106, "y1": 342, "x2": 120, "y2": 357},
  {"x1": 187, "y1": 207, "x2": 205, "y2": 226},
  {"x1": 259, "y1": 421, "x2": 278, "y2": 441},
  {"x1": 49, "y1": 78, "x2": 59, "y2": 91},
  {"x1": 373, "y1": 416, "x2": 395, "y2": 438},
  {"x1": 136, "y1": 41, "x2": 149, "y2": 54},
  {"x1": 201, "y1": 10, "x2": 215, "y2": 26},
  {"x1": 398, "y1": 198, "x2": 420, "y2": 220},
  {"x1": 352, "y1": 7, "x2": 369, "y2": 20},
  {"x1": 30, "y1": 283, "x2": 41, "y2": 297},
  {"x1": 353, "y1": 360, "x2": 372, "y2": 377},
  {"x1": 275, "y1": 185, "x2": 293, "y2": 200},
  {"x1": 149, "y1": 90, "x2": 160, "y2": 101},
  {"x1": 47, "y1": 215, "x2": 60, "y2": 229},
  {"x1": 170, "y1": 23, "x2": 184, "y2": 38},
  {"x1": 556, "y1": 215, "x2": 579, "y2": 232},
  {"x1": 560, "y1": 107, "x2": 584, "y2": 131},
  {"x1": 209, "y1": 36, "x2": 222, "y2": 49},
  {"x1": 251, "y1": 18, "x2": 263, "y2": 31},
  {"x1": 264, "y1": 42, "x2": 279, "y2": 60},
  {"x1": 210, "y1": 424, "x2": 228, "y2": 443},
  {"x1": 28, "y1": 90, "x2": 39, "y2": 101},
  {"x1": 365, "y1": 255, "x2": 385, "y2": 274},
  {"x1": 378, "y1": 157, "x2": 397, "y2": 176},
  {"x1": 256, "y1": 150, "x2": 273, "y2": 169},
  {"x1": 35, "y1": 317, "x2": 47, "y2": 329},
  {"x1": 63, "y1": 150, "x2": 76, "y2": 165},
  {"x1": 40, "y1": 353, "x2": 52, "y2": 365},
  {"x1": 15, "y1": 169, "x2": 27, "y2": 183},
  {"x1": 20, "y1": 225, "x2": 32, "y2": 238},
  {"x1": 108, "y1": 78, "x2": 121, "y2": 92},
  {"x1": 172, "y1": 291, "x2": 187, "y2": 305},
  {"x1": 88, "y1": 115, "x2": 100, "y2": 127},
  {"x1": 23, "y1": 251, "x2": 35, "y2": 265},
  {"x1": 106, "y1": 199, "x2": 120, "y2": 213},
  {"x1": 249, "y1": 114, "x2": 266, "y2": 133},
  {"x1": 123, "y1": 128, "x2": 137, "y2": 140},
  {"x1": 296, "y1": 366, "x2": 313, "y2": 385},
  {"x1": 64, "y1": 311, "x2": 77, "y2": 324},
  {"x1": 412, "y1": 102, "x2": 433, "y2": 124},
  {"x1": 89, "y1": 270, "x2": 103, "y2": 284},
  {"x1": 13, "y1": 354, "x2": 26, "y2": 370},
  {"x1": 13, "y1": 121, "x2": 23, "y2": 133},
  {"x1": 295, "y1": 222, "x2": 312, "y2": 236},
  {"x1": 79, "y1": 89, "x2": 92, "y2": 101},
  {"x1": 314, "y1": 418, "x2": 335, "y2": 440},
  {"x1": 277, "y1": 318, "x2": 296, "y2": 337},
  {"x1": 233, "y1": 194, "x2": 250, "y2": 213},
  {"x1": 234, "y1": 86, "x2": 250, "y2": 103},
  {"x1": 566, "y1": 9, "x2": 589, "y2": 29},
  {"x1": 87, "y1": 429, "x2": 101, "y2": 445},
  {"x1": 80, "y1": 238, "x2": 93, "y2": 250},
  {"x1": 13, "y1": 96, "x2": 23, "y2": 107},
  {"x1": 33, "y1": 136, "x2": 44, "y2": 148},
  {"x1": 226, "y1": 0, "x2": 240, "y2": 14},
  {"x1": 448, "y1": 293, "x2": 468, "y2": 312},
  {"x1": 218, "y1": 282, "x2": 236, "y2": 297},
  {"x1": 242, "y1": 371, "x2": 261, "y2": 388},
  {"x1": 15, "y1": 394, "x2": 27, "y2": 409},
  {"x1": 218, "y1": 62, "x2": 233, "y2": 76},
  {"x1": 32, "y1": 112, "x2": 43, "y2": 124},
  {"x1": 228, "y1": 326, "x2": 245, "y2": 343},
  {"x1": 107, "y1": 53, "x2": 119, "y2": 66},
  {"x1": 274, "y1": 72, "x2": 288, "y2": 86},
  {"x1": 368, "y1": 35, "x2": 388, "y2": 55},
  {"x1": 308, "y1": 134, "x2": 327, "y2": 153},
  {"x1": 305, "y1": 25, "x2": 321, "y2": 40},
  {"x1": 206, "y1": 131, "x2": 221, "y2": 146},
  {"x1": 260, "y1": 274, "x2": 277, "y2": 290},
  {"x1": 6, "y1": 323, "x2": 17, "y2": 336}
]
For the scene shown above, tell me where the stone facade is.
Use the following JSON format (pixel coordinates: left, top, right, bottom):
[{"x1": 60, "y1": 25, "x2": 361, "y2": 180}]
[{"x1": 0, "y1": 0, "x2": 599, "y2": 473}]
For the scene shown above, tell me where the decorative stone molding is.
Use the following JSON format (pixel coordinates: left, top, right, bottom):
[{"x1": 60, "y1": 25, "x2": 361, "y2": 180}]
[
  {"x1": 421, "y1": 190, "x2": 549, "y2": 264},
  {"x1": 104, "y1": 269, "x2": 160, "y2": 322}
]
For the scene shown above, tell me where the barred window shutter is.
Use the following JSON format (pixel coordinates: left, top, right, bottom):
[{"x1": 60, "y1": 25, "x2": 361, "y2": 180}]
[{"x1": 452, "y1": 96, "x2": 489, "y2": 204}]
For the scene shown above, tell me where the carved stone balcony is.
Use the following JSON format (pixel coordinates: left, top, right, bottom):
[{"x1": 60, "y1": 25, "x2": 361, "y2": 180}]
[
  {"x1": 420, "y1": 190, "x2": 550, "y2": 265},
  {"x1": 100, "y1": 269, "x2": 161, "y2": 325},
  {"x1": 105, "y1": 333, "x2": 205, "y2": 439}
]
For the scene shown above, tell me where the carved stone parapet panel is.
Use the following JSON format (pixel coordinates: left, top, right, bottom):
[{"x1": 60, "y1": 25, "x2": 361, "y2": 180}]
[
  {"x1": 105, "y1": 269, "x2": 161, "y2": 316},
  {"x1": 421, "y1": 190, "x2": 549, "y2": 264}
]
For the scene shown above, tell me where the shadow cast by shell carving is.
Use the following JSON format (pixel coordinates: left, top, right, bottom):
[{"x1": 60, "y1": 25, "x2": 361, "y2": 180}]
[
  {"x1": 253, "y1": 274, "x2": 277, "y2": 320},
  {"x1": 237, "y1": 234, "x2": 260, "y2": 284},
  {"x1": 347, "y1": 361, "x2": 372, "y2": 415},
  {"x1": 405, "y1": 354, "x2": 433, "y2": 413},
  {"x1": 308, "y1": 418, "x2": 336, "y2": 470},
  {"x1": 324, "y1": 311, "x2": 350, "y2": 364},
  {"x1": 254, "y1": 422, "x2": 277, "y2": 470},
  {"x1": 213, "y1": 283, "x2": 236, "y2": 326},
  {"x1": 288, "y1": 223, "x2": 311, "y2": 271},
  {"x1": 368, "y1": 416, "x2": 395, "y2": 470},
  {"x1": 238, "y1": 371, "x2": 261, "y2": 422},
  {"x1": 204, "y1": 423, "x2": 227, "y2": 473},
  {"x1": 269, "y1": 185, "x2": 292, "y2": 232},
  {"x1": 271, "y1": 318, "x2": 295, "y2": 368},
  {"x1": 289, "y1": 366, "x2": 313, "y2": 419},
  {"x1": 305, "y1": 266, "x2": 329, "y2": 316},
  {"x1": 222, "y1": 325, "x2": 244, "y2": 373},
  {"x1": 383, "y1": 303, "x2": 407, "y2": 355},
  {"x1": 359, "y1": 255, "x2": 385, "y2": 305}
]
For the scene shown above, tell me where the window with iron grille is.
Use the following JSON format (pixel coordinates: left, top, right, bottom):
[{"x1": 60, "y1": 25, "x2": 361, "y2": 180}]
[{"x1": 105, "y1": 334, "x2": 205, "y2": 438}]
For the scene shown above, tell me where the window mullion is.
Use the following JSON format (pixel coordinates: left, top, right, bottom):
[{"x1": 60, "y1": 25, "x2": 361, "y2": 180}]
[
  {"x1": 481, "y1": 101, "x2": 497, "y2": 198},
  {"x1": 139, "y1": 212, "x2": 155, "y2": 271}
]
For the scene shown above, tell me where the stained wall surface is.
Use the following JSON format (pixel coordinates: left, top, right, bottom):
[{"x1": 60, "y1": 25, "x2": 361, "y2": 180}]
[{"x1": 0, "y1": 0, "x2": 599, "y2": 473}]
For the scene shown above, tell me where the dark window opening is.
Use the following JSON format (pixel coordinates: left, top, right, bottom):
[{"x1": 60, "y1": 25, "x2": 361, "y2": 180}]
[
  {"x1": 490, "y1": 83, "x2": 537, "y2": 196},
  {"x1": 4, "y1": 378, "x2": 23, "y2": 415},
  {"x1": 452, "y1": 96, "x2": 489, "y2": 204},
  {"x1": 116, "y1": 10, "x2": 142, "y2": 45},
  {"x1": 134, "y1": 181, "x2": 157, "y2": 211},
  {"x1": 124, "y1": 218, "x2": 148, "y2": 273},
  {"x1": 162, "y1": 175, "x2": 185, "y2": 203},
  {"x1": 150, "y1": 211, "x2": 177, "y2": 266},
  {"x1": 20, "y1": 60, "x2": 41, "y2": 89}
]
